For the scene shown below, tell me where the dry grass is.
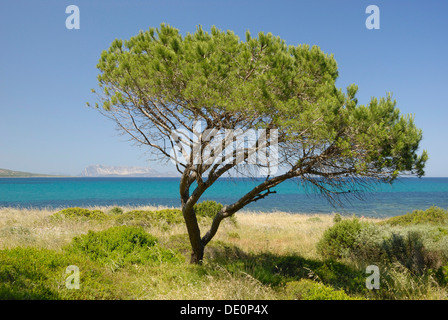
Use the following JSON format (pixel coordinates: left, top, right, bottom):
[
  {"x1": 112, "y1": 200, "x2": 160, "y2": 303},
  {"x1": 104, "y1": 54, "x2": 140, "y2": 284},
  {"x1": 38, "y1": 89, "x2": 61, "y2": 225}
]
[
  {"x1": 0, "y1": 205, "x2": 170, "y2": 250},
  {"x1": 0, "y1": 206, "x2": 378, "y2": 258},
  {"x1": 215, "y1": 211, "x2": 333, "y2": 258},
  {"x1": 1, "y1": 206, "x2": 320, "y2": 300}
]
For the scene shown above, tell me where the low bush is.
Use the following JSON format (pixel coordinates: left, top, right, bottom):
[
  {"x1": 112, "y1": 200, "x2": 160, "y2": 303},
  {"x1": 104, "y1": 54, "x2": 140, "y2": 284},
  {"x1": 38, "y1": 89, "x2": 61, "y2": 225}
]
[
  {"x1": 380, "y1": 231, "x2": 443, "y2": 275},
  {"x1": 284, "y1": 279, "x2": 362, "y2": 300},
  {"x1": 318, "y1": 217, "x2": 448, "y2": 277},
  {"x1": 153, "y1": 209, "x2": 184, "y2": 224},
  {"x1": 194, "y1": 201, "x2": 223, "y2": 218},
  {"x1": 114, "y1": 210, "x2": 153, "y2": 227},
  {"x1": 194, "y1": 201, "x2": 237, "y2": 225},
  {"x1": 65, "y1": 226, "x2": 183, "y2": 268},
  {"x1": 51, "y1": 207, "x2": 108, "y2": 221},
  {"x1": 333, "y1": 213, "x2": 342, "y2": 224},
  {"x1": 381, "y1": 206, "x2": 448, "y2": 226}
]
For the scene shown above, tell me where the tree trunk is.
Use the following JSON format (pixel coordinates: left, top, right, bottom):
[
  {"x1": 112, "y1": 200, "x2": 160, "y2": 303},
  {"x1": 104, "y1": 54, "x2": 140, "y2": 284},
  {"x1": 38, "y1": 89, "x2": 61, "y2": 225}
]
[
  {"x1": 181, "y1": 201, "x2": 204, "y2": 264},
  {"x1": 190, "y1": 244, "x2": 204, "y2": 264}
]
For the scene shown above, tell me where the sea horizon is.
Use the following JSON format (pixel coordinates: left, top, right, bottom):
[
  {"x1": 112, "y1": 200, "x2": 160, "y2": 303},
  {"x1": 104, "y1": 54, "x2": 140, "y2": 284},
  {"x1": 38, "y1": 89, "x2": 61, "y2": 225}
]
[{"x1": 1, "y1": 177, "x2": 448, "y2": 218}]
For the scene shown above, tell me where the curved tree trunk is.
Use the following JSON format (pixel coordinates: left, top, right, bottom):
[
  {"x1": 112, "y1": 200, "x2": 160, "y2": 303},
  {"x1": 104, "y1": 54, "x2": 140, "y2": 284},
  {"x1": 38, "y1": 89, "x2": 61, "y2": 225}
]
[{"x1": 182, "y1": 205, "x2": 205, "y2": 264}]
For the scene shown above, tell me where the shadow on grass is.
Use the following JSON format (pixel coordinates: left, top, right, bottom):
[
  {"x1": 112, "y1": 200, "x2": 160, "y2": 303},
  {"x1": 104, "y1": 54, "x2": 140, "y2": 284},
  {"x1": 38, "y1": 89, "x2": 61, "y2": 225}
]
[{"x1": 205, "y1": 242, "x2": 369, "y2": 296}]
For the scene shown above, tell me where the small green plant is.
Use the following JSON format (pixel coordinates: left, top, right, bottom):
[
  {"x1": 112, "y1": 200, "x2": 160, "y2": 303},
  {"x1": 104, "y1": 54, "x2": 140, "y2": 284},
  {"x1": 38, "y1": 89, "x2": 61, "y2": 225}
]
[
  {"x1": 51, "y1": 207, "x2": 108, "y2": 221},
  {"x1": 333, "y1": 213, "x2": 342, "y2": 224},
  {"x1": 108, "y1": 206, "x2": 124, "y2": 215},
  {"x1": 227, "y1": 232, "x2": 240, "y2": 239}
]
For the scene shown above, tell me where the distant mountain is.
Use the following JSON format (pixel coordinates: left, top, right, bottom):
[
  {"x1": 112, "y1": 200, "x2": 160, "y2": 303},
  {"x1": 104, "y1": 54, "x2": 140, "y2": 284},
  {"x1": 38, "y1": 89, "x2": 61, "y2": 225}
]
[
  {"x1": 80, "y1": 165, "x2": 179, "y2": 177},
  {"x1": 0, "y1": 168, "x2": 57, "y2": 178}
]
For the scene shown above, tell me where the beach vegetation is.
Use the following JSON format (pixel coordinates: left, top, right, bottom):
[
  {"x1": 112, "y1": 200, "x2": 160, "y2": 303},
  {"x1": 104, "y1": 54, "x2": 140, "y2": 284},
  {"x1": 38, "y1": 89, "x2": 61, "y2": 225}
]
[{"x1": 1, "y1": 206, "x2": 447, "y2": 300}]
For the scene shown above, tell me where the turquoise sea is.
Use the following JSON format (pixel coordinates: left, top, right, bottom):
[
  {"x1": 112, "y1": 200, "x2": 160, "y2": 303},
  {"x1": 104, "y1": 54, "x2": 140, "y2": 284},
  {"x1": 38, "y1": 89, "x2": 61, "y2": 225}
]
[{"x1": 1, "y1": 177, "x2": 448, "y2": 218}]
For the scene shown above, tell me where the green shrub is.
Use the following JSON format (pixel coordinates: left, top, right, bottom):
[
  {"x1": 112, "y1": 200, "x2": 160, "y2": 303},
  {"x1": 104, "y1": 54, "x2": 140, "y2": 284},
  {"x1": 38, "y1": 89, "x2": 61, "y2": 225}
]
[
  {"x1": 65, "y1": 226, "x2": 183, "y2": 268},
  {"x1": 317, "y1": 218, "x2": 369, "y2": 259},
  {"x1": 348, "y1": 224, "x2": 446, "y2": 275},
  {"x1": 381, "y1": 206, "x2": 448, "y2": 226},
  {"x1": 108, "y1": 206, "x2": 124, "y2": 215},
  {"x1": 51, "y1": 207, "x2": 108, "y2": 221},
  {"x1": 284, "y1": 279, "x2": 362, "y2": 300},
  {"x1": 194, "y1": 201, "x2": 223, "y2": 218},
  {"x1": 0, "y1": 247, "x2": 120, "y2": 300},
  {"x1": 380, "y1": 231, "x2": 434, "y2": 275},
  {"x1": 193, "y1": 201, "x2": 237, "y2": 225}
]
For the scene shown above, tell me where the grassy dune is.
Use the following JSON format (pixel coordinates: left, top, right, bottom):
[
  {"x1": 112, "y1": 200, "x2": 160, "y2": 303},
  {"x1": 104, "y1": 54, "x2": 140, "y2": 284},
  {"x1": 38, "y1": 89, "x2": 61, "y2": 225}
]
[{"x1": 0, "y1": 205, "x2": 447, "y2": 300}]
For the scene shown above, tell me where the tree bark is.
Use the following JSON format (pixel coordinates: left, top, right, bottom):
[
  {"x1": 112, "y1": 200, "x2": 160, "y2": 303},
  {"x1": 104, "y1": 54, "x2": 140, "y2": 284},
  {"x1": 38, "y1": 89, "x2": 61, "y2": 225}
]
[
  {"x1": 180, "y1": 170, "x2": 205, "y2": 264},
  {"x1": 189, "y1": 242, "x2": 204, "y2": 264},
  {"x1": 182, "y1": 204, "x2": 205, "y2": 264}
]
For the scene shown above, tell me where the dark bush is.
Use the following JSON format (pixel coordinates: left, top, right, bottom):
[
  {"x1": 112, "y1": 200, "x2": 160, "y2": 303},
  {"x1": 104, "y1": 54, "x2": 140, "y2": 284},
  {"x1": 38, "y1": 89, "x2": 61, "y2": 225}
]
[
  {"x1": 333, "y1": 213, "x2": 342, "y2": 224},
  {"x1": 108, "y1": 206, "x2": 124, "y2": 215},
  {"x1": 380, "y1": 231, "x2": 437, "y2": 275}
]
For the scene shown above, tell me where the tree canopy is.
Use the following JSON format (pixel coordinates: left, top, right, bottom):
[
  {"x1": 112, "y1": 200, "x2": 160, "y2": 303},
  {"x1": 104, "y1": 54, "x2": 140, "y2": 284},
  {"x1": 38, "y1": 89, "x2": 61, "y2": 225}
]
[{"x1": 91, "y1": 24, "x2": 428, "y2": 263}]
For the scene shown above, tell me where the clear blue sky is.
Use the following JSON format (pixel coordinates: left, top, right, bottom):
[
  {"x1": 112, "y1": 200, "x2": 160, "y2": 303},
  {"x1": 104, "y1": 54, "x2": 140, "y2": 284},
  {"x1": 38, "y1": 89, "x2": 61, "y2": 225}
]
[{"x1": 0, "y1": 0, "x2": 447, "y2": 176}]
